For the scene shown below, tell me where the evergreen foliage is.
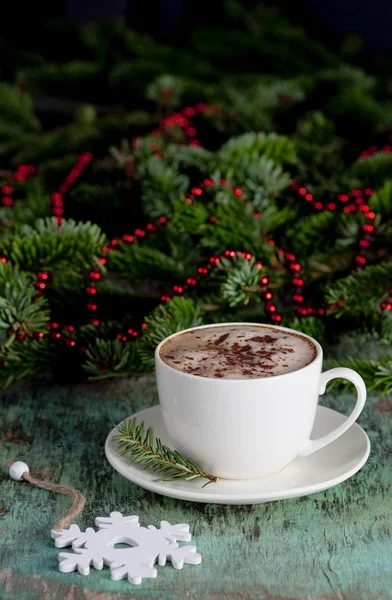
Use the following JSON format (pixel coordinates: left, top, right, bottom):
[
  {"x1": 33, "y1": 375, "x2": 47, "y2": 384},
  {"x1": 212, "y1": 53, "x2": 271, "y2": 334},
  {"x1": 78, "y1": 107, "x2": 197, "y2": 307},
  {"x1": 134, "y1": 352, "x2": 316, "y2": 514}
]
[{"x1": 1, "y1": 4, "x2": 392, "y2": 390}]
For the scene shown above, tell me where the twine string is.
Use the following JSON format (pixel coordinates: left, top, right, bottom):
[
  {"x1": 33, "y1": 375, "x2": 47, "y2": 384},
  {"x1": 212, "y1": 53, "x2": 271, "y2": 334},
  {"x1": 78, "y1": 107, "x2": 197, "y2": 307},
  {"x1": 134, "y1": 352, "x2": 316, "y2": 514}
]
[{"x1": 6, "y1": 459, "x2": 86, "y2": 531}]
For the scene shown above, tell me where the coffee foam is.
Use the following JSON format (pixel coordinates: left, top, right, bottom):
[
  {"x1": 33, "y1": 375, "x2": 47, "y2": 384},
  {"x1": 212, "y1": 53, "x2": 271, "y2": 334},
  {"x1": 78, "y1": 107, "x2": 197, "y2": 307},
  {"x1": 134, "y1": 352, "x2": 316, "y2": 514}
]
[{"x1": 159, "y1": 325, "x2": 316, "y2": 379}]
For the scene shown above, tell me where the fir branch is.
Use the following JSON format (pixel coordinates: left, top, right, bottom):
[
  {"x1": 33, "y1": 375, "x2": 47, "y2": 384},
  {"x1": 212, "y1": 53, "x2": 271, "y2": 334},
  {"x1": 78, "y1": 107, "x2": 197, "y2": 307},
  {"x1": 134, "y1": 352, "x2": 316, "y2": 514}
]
[
  {"x1": 368, "y1": 181, "x2": 392, "y2": 216},
  {"x1": 109, "y1": 233, "x2": 201, "y2": 283},
  {"x1": 0, "y1": 217, "x2": 107, "y2": 274},
  {"x1": 0, "y1": 338, "x2": 56, "y2": 388},
  {"x1": 2, "y1": 181, "x2": 50, "y2": 228},
  {"x1": 219, "y1": 131, "x2": 297, "y2": 167},
  {"x1": 0, "y1": 83, "x2": 41, "y2": 135},
  {"x1": 287, "y1": 316, "x2": 326, "y2": 340},
  {"x1": 324, "y1": 355, "x2": 392, "y2": 395},
  {"x1": 138, "y1": 156, "x2": 189, "y2": 218},
  {"x1": 0, "y1": 263, "x2": 49, "y2": 342},
  {"x1": 139, "y1": 297, "x2": 203, "y2": 369},
  {"x1": 224, "y1": 155, "x2": 291, "y2": 210},
  {"x1": 146, "y1": 74, "x2": 184, "y2": 109},
  {"x1": 164, "y1": 144, "x2": 214, "y2": 172},
  {"x1": 222, "y1": 79, "x2": 306, "y2": 131},
  {"x1": 113, "y1": 417, "x2": 217, "y2": 485},
  {"x1": 83, "y1": 339, "x2": 145, "y2": 380},
  {"x1": 348, "y1": 152, "x2": 392, "y2": 188},
  {"x1": 326, "y1": 90, "x2": 392, "y2": 136},
  {"x1": 219, "y1": 256, "x2": 265, "y2": 307},
  {"x1": 326, "y1": 263, "x2": 392, "y2": 317},
  {"x1": 199, "y1": 201, "x2": 273, "y2": 257}
]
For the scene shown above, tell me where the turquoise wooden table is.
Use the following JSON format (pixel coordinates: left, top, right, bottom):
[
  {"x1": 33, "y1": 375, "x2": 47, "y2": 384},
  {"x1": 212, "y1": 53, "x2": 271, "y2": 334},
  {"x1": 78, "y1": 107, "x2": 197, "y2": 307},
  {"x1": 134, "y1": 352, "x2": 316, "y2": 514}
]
[{"x1": 1, "y1": 374, "x2": 391, "y2": 600}]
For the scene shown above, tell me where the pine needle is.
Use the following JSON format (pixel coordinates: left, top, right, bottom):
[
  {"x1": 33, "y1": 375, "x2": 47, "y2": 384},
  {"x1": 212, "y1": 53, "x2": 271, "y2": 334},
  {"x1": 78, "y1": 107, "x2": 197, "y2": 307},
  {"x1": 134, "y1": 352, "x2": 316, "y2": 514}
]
[{"x1": 113, "y1": 417, "x2": 217, "y2": 486}]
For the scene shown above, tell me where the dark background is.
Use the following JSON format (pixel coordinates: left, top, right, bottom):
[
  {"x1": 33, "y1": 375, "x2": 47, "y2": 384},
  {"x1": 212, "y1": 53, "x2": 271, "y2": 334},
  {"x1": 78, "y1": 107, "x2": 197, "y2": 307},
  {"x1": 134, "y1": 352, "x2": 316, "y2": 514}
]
[{"x1": 3, "y1": 1, "x2": 392, "y2": 51}]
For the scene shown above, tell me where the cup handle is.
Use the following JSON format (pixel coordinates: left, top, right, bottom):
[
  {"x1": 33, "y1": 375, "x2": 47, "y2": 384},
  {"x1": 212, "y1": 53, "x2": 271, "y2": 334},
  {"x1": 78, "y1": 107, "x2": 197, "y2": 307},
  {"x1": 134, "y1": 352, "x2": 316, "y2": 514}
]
[{"x1": 299, "y1": 367, "x2": 367, "y2": 457}]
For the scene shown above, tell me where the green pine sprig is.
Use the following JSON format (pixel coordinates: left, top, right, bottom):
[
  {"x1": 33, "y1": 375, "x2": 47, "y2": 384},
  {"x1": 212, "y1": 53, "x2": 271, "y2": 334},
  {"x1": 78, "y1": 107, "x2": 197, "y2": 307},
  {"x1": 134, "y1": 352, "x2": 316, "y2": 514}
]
[{"x1": 113, "y1": 417, "x2": 217, "y2": 486}]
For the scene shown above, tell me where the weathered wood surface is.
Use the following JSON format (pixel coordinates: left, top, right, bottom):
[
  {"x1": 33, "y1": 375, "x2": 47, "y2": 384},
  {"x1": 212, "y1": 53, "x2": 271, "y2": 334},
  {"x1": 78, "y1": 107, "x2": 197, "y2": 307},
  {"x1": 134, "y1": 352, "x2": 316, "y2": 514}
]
[{"x1": 0, "y1": 374, "x2": 391, "y2": 600}]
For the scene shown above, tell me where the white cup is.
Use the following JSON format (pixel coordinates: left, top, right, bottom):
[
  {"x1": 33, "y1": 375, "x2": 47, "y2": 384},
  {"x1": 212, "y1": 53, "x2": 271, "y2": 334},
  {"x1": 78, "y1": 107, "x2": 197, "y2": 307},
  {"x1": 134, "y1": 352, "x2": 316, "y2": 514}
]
[{"x1": 155, "y1": 323, "x2": 367, "y2": 480}]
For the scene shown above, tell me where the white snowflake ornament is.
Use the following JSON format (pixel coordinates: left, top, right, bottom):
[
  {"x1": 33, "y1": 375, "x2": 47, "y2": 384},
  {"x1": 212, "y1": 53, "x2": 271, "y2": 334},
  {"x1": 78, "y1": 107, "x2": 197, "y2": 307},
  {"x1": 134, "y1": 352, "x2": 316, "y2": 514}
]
[{"x1": 51, "y1": 511, "x2": 201, "y2": 585}]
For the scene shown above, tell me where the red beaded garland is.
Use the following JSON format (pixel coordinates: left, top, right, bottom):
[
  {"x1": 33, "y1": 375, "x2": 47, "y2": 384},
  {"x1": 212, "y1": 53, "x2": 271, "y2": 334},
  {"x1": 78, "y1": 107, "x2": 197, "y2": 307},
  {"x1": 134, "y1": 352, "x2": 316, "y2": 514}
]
[{"x1": 6, "y1": 104, "x2": 390, "y2": 344}]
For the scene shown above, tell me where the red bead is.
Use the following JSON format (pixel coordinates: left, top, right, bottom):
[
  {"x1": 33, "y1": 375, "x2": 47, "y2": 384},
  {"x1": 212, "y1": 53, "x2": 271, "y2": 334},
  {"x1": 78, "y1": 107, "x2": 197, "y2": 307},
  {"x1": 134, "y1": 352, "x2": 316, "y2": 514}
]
[
  {"x1": 142, "y1": 322, "x2": 148, "y2": 328},
  {"x1": 186, "y1": 198, "x2": 193, "y2": 204},
  {"x1": 158, "y1": 216, "x2": 167, "y2": 224},
  {"x1": 260, "y1": 277, "x2": 269, "y2": 285},
  {"x1": 368, "y1": 212, "x2": 376, "y2": 219},
  {"x1": 305, "y1": 193, "x2": 313, "y2": 201},
  {"x1": 99, "y1": 258, "x2": 107, "y2": 264},
  {"x1": 292, "y1": 278, "x2": 304, "y2": 286},
  {"x1": 234, "y1": 188, "x2": 243, "y2": 197},
  {"x1": 291, "y1": 263, "x2": 301, "y2": 272},
  {"x1": 2, "y1": 186, "x2": 13, "y2": 194},
  {"x1": 184, "y1": 107, "x2": 196, "y2": 117},
  {"x1": 299, "y1": 187, "x2": 307, "y2": 195},
  {"x1": 275, "y1": 315, "x2": 282, "y2": 322},
  {"x1": 38, "y1": 332, "x2": 45, "y2": 338},
  {"x1": 314, "y1": 202, "x2": 323, "y2": 210}
]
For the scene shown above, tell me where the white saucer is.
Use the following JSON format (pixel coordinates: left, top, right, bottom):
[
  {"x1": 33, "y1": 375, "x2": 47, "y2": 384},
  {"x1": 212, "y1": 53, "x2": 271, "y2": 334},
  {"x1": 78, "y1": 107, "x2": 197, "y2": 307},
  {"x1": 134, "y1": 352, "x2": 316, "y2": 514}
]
[{"x1": 105, "y1": 405, "x2": 370, "y2": 505}]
